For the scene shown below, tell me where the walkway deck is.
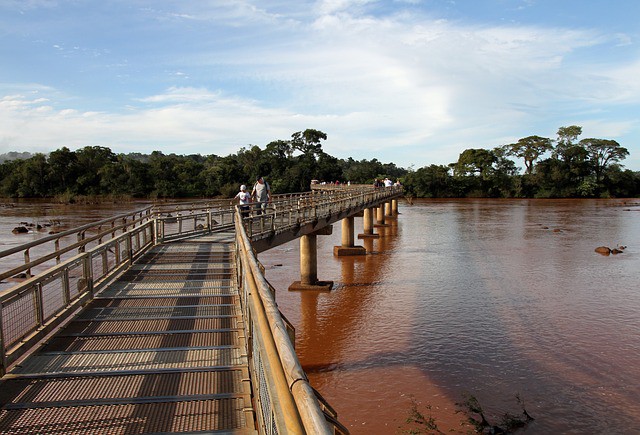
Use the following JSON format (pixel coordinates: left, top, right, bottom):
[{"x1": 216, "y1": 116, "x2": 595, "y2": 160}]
[{"x1": 0, "y1": 230, "x2": 256, "y2": 434}]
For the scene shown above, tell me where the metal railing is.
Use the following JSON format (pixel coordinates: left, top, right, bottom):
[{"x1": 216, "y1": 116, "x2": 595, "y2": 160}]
[
  {"x1": 241, "y1": 185, "x2": 403, "y2": 240},
  {"x1": 0, "y1": 219, "x2": 154, "y2": 375},
  {"x1": 235, "y1": 212, "x2": 351, "y2": 434}
]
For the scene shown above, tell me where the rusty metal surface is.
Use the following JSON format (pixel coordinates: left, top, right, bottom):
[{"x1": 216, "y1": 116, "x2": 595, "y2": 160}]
[{"x1": 0, "y1": 230, "x2": 256, "y2": 434}]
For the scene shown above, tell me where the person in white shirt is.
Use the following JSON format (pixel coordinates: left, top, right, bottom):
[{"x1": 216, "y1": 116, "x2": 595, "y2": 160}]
[
  {"x1": 234, "y1": 184, "x2": 252, "y2": 218},
  {"x1": 251, "y1": 176, "x2": 271, "y2": 215}
]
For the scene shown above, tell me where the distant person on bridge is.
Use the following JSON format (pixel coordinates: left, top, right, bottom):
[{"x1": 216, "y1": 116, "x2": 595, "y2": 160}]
[
  {"x1": 233, "y1": 184, "x2": 252, "y2": 218},
  {"x1": 251, "y1": 176, "x2": 271, "y2": 215}
]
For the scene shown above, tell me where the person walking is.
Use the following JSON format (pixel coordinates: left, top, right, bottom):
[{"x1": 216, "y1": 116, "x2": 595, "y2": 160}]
[
  {"x1": 233, "y1": 184, "x2": 252, "y2": 218},
  {"x1": 251, "y1": 176, "x2": 271, "y2": 215}
]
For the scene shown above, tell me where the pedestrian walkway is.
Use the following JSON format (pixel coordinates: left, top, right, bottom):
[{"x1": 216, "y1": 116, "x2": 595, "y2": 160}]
[{"x1": 0, "y1": 230, "x2": 257, "y2": 434}]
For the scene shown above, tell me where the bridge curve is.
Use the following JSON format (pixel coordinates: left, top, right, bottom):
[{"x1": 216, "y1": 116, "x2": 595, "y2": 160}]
[{"x1": 0, "y1": 185, "x2": 402, "y2": 434}]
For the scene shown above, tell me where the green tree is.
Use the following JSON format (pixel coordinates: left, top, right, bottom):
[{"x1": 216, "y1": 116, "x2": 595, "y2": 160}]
[
  {"x1": 48, "y1": 147, "x2": 79, "y2": 194},
  {"x1": 147, "y1": 151, "x2": 181, "y2": 197},
  {"x1": 404, "y1": 164, "x2": 454, "y2": 197},
  {"x1": 554, "y1": 125, "x2": 583, "y2": 160},
  {"x1": 453, "y1": 148, "x2": 497, "y2": 179},
  {"x1": 291, "y1": 129, "x2": 327, "y2": 156},
  {"x1": 342, "y1": 158, "x2": 384, "y2": 184},
  {"x1": 580, "y1": 138, "x2": 629, "y2": 185},
  {"x1": 504, "y1": 135, "x2": 553, "y2": 175},
  {"x1": 75, "y1": 146, "x2": 117, "y2": 195},
  {"x1": 13, "y1": 154, "x2": 49, "y2": 197}
]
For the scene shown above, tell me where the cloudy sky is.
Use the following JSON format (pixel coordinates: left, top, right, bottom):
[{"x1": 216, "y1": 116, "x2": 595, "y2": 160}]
[{"x1": 1, "y1": 0, "x2": 639, "y2": 170}]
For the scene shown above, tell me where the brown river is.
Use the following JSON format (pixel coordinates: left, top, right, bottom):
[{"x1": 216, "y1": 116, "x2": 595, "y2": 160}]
[{"x1": 1, "y1": 198, "x2": 639, "y2": 434}]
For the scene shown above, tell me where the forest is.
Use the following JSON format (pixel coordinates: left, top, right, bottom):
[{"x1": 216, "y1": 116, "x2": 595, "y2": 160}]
[{"x1": 0, "y1": 126, "x2": 638, "y2": 200}]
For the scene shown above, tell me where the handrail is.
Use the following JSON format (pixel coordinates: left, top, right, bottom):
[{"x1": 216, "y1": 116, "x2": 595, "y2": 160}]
[
  {"x1": 235, "y1": 211, "x2": 334, "y2": 434},
  {"x1": 0, "y1": 206, "x2": 154, "y2": 282}
]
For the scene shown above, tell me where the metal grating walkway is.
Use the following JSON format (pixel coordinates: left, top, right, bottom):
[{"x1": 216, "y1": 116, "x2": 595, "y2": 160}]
[{"x1": 0, "y1": 231, "x2": 257, "y2": 434}]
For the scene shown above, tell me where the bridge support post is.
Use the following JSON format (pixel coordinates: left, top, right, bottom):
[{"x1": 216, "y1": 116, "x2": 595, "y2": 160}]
[
  {"x1": 375, "y1": 204, "x2": 389, "y2": 227},
  {"x1": 334, "y1": 216, "x2": 366, "y2": 256},
  {"x1": 358, "y1": 207, "x2": 379, "y2": 239},
  {"x1": 385, "y1": 201, "x2": 394, "y2": 218},
  {"x1": 392, "y1": 199, "x2": 399, "y2": 215},
  {"x1": 289, "y1": 228, "x2": 333, "y2": 291}
]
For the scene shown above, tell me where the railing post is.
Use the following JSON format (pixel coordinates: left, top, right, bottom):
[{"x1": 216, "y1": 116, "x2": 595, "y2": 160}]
[
  {"x1": 62, "y1": 269, "x2": 71, "y2": 305},
  {"x1": 125, "y1": 234, "x2": 133, "y2": 266},
  {"x1": 84, "y1": 253, "x2": 94, "y2": 298},
  {"x1": 34, "y1": 283, "x2": 44, "y2": 328},
  {"x1": 24, "y1": 248, "x2": 31, "y2": 278},
  {"x1": 0, "y1": 307, "x2": 6, "y2": 377},
  {"x1": 55, "y1": 239, "x2": 61, "y2": 264},
  {"x1": 77, "y1": 231, "x2": 86, "y2": 253}
]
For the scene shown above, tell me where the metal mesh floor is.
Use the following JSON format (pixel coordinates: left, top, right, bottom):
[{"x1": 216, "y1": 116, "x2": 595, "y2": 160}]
[{"x1": 0, "y1": 231, "x2": 256, "y2": 434}]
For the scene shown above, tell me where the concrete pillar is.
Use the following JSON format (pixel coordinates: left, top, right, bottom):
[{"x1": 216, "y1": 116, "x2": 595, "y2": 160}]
[
  {"x1": 375, "y1": 204, "x2": 389, "y2": 227},
  {"x1": 289, "y1": 230, "x2": 333, "y2": 291},
  {"x1": 358, "y1": 207, "x2": 380, "y2": 239},
  {"x1": 385, "y1": 201, "x2": 393, "y2": 217},
  {"x1": 300, "y1": 234, "x2": 317, "y2": 285},
  {"x1": 392, "y1": 199, "x2": 399, "y2": 215},
  {"x1": 334, "y1": 216, "x2": 366, "y2": 256}
]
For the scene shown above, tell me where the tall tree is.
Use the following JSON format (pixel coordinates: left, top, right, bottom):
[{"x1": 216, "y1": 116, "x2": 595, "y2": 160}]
[
  {"x1": 554, "y1": 125, "x2": 583, "y2": 160},
  {"x1": 291, "y1": 129, "x2": 327, "y2": 156},
  {"x1": 75, "y1": 146, "x2": 117, "y2": 195},
  {"x1": 504, "y1": 135, "x2": 553, "y2": 174},
  {"x1": 580, "y1": 138, "x2": 629, "y2": 184},
  {"x1": 48, "y1": 147, "x2": 79, "y2": 194},
  {"x1": 453, "y1": 148, "x2": 497, "y2": 179}
]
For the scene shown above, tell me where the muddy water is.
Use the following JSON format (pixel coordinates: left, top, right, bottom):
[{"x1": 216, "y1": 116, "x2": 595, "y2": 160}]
[
  {"x1": 2, "y1": 198, "x2": 639, "y2": 433},
  {"x1": 259, "y1": 199, "x2": 640, "y2": 434},
  {"x1": 0, "y1": 199, "x2": 151, "y2": 290}
]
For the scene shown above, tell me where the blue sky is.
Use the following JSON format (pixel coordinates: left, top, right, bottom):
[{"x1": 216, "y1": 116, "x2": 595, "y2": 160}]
[{"x1": 1, "y1": 0, "x2": 639, "y2": 170}]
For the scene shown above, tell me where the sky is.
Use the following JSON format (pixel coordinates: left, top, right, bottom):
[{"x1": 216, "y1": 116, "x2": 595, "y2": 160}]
[{"x1": 1, "y1": 0, "x2": 639, "y2": 171}]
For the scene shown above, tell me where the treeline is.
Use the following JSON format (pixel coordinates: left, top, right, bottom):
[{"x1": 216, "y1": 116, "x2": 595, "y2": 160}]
[
  {"x1": 0, "y1": 129, "x2": 405, "y2": 200},
  {"x1": 404, "y1": 126, "x2": 639, "y2": 198},
  {"x1": 0, "y1": 126, "x2": 638, "y2": 200}
]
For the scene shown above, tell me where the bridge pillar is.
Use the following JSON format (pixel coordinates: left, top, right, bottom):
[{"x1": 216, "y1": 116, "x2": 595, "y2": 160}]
[
  {"x1": 392, "y1": 199, "x2": 399, "y2": 215},
  {"x1": 358, "y1": 207, "x2": 379, "y2": 239},
  {"x1": 334, "y1": 216, "x2": 366, "y2": 256},
  {"x1": 385, "y1": 201, "x2": 394, "y2": 217},
  {"x1": 375, "y1": 204, "x2": 389, "y2": 227},
  {"x1": 289, "y1": 228, "x2": 333, "y2": 291}
]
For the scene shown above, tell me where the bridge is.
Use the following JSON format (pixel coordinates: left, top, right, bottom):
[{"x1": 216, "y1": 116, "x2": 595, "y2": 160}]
[{"x1": 0, "y1": 185, "x2": 402, "y2": 434}]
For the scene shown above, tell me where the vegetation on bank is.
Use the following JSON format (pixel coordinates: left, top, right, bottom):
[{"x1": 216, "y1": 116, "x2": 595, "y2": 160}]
[
  {"x1": 402, "y1": 393, "x2": 534, "y2": 434},
  {"x1": 0, "y1": 127, "x2": 638, "y2": 200}
]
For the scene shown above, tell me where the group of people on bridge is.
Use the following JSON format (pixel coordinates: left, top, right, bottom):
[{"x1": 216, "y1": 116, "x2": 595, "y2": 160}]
[
  {"x1": 374, "y1": 177, "x2": 402, "y2": 188},
  {"x1": 233, "y1": 175, "x2": 271, "y2": 218}
]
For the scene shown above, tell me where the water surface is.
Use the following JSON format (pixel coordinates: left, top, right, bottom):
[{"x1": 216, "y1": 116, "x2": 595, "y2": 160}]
[{"x1": 260, "y1": 199, "x2": 640, "y2": 434}]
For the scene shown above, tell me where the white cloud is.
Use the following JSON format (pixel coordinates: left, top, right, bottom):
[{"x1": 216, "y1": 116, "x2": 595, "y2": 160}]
[{"x1": 1, "y1": 1, "x2": 639, "y2": 169}]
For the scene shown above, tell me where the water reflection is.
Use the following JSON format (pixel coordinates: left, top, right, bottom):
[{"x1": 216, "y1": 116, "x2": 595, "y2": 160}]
[{"x1": 262, "y1": 199, "x2": 640, "y2": 434}]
